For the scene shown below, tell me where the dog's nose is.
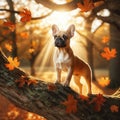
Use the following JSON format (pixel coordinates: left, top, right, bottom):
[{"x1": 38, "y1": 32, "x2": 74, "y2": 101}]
[{"x1": 55, "y1": 38, "x2": 66, "y2": 47}]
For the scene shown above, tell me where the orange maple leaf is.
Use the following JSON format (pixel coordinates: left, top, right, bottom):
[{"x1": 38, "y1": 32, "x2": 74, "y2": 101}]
[
  {"x1": 20, "y1": 32, "x2": 29, "y2": 39},
  {"x1": 27, "y1": 79, "x2": 38, "y2": 86},
  {"x1": 3, "y1": 21, "x2": 16, "y2": 32},
  {"x1": 28, "y1": 48, "x2": 35, "y2": 54},
  {"x1": 101, "y1": 47, "x2": 117, "y2": 60},
  {"x1": 15, "y1": 76, "x2": 38, "y2": 87},
  {"x1": 15, "y1": 76, "x2": 27, "y2": 87},
  {"x1": 19, "y1": 8, "x2": 31, "y2": 22},
  {"x1": 110, "y1": 105, "x2": 119, "y2": 113},
  {"x1": 98, "y1": 77, "x2": 110, "y2": 87},
  {"x1": 102, "y1": 36, "x2": 109, "y2": 43},
  {"x1": 5, "y1": 56, "x2": 20, "y2": 70},
  {"x1": 89, "y1": 93, "x2": 106, "y2": 112},
  {"x1": 15, "y1": 79, "x2": 26, "y2": 87},
  {"x1": 62, "y1": 94, "x2": 78, "y2": 113},
  {"x1": 77, "y1": 0, "x2": 94, "y2": 12},
  {"x1": 47, "y1": 83, "x2": 56, "y2": 91},
  {"x1": 5, "y1": 43, "x2": 12, "y2": 52}
]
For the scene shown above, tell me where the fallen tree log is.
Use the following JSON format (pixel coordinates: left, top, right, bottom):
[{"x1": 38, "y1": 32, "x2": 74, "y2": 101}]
[{"x1": 0, "y1": 50, "x2": 120, "y2": 120}]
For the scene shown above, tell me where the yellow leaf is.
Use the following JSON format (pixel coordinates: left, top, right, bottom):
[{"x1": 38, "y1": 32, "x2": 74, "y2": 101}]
[
  {"x1": 5, "y1": 43, "x2": 12, "y2": 52},
  {"x1": 28, "y1": 48, "x2": 35, "y2": 53},
  {"x1": 5, "y1": 56, "x2": 20, "y2": 70},
  {"x1": 98, "y1": 77, "x2": 110, "y2": 87}
]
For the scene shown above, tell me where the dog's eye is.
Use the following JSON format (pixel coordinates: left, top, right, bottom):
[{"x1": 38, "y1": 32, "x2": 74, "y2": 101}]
[
  {"x1": 54, "y1": 35, "x2": 57, "y2": 39},
  {"x1": 63, "y1": 35, "x2": 68, "y2": 40}
]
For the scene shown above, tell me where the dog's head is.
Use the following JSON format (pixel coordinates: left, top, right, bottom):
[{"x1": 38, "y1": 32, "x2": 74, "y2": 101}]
[{"x1": 52, "y1": 24, "x2": 75, "y2": 48}]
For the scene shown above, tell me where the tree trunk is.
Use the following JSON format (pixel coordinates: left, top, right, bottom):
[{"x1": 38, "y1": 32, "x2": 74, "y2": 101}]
[
  {"x1": 85, "y1": 17, "x2": 97, "y2": 81},
  {"x1": 6, "y1": 0, "x2": 17, "y2": 57},
  {"x1": 109, "y1": 25, "x2": 120, "y2": 88},
  {"x1": 0, "y1": 50, "x2": 120, "y2": 120},
  {"x1": 86, "y1": 41, "x2": 96, "y2": 81}
]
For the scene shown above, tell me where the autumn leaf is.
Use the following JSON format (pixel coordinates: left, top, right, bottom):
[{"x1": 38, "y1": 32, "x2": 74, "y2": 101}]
[
  {"x1": 79, "y1": 95, "x2": 89, "y2": 102},
  {"x1": 27, "y1": 79, "x2": 38, "y2": 86},
  {"x1": 15, "y1": 76, "x2": 27, "y2": 87},
  {"x1": 0, "y1": 19, "x2": 4, "y2": 25},
  {"x1": 89, "y1": 94, "x2": 106, "y2": 112},
  {"x1": 19, "y1": 8, "x2": 31, "y2": 22},
  {"x1": 3, "y1": 21, "x2": 16, "y2": 32},
  {"x1": 20, "y1": 32, "x2": 29, "y2": 39},
  {"x1": 16, "y1": 76, "x2": 38, "y2": 87},
  {"x1": 77, "y1": 0, "x2": 94, "y2": 12},
  {"x1": 102, "y1": 36, "x2": 109, "y2": 43},
  {"x1": 62, "y1": 94, "x2": 78, "y2": 113},
  {"x1": 15, "y1": 79, "x2": 26, "y2": 87},
  {"x1": 47, "y1": 83, "x2": 56, "y2": 91},
  {"x1": 2, "y1": 30, "x2": 11, "y2": 35},
  {"x1": 110, "y1": 105, "x2": 119, "y2": 113},
  {"x1": 5, "y1": 43, "x2": 12, "y2": 52},
  {"x1": 98, "y1": 77, "x2": 110, "y2": 87},
  {"x1": 28, "y1": 48, "x2": 35, "y2": 54},
  {"x1": 101, "y1": 47, "x2": 117, "y2": 60},
  {"x1": 5, "y1": 56, "x2": 20, "y2": 70},
  {"x1": 31, "y1": 41, "x2": 37, "y2": 47}
]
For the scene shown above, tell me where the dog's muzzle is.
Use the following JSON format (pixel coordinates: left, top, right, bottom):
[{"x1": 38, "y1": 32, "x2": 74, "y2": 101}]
[
  {"x1": 55, "y1": 37, "x2": 66, "y2": 47},
  {"x1": 54, "y1": 35, "x2": 68, "y2": 47}
]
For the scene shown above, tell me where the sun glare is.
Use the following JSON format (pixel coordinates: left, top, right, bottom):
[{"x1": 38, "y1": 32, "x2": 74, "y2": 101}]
[
  {"x1": 47, "y1": 11, "x2": 72, "y2": 30},
  {"x1": 91, "y1": 18, "x2": 102, "y2": 33},
  {"x1": 39, "y1": 9, "x2": 80, "y2": 30},
  {"x1": 52, "y1": 0, "x2": 68, "y2": 4}
]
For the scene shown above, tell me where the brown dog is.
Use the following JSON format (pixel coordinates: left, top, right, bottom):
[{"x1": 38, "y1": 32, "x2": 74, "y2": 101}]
[{"x1": 52, "y1": 24, "x2": 92, "y2": 94}]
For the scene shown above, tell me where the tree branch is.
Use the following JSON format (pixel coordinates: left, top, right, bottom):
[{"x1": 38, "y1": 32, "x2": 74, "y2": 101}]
[
  {"x1": 0, "y1": 50, "x2": 120, "y2": 120},
  {"x1": 35, "y1": 0, "x2": 80, "y2": 11},
  {"x1": 0, "y1": 9, "x2": 53, "y2": 20},
  {"x1": 35, "y1": 0, "x2": 105, "y2": 12}
]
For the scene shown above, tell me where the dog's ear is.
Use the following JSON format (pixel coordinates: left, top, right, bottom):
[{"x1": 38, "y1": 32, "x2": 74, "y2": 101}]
[
  {"x1": 52, "y1": 24, "x2": 59, "y2": 36},
  {"x1": 67, "y1": 24, "x2": 75, "y2": 38}
]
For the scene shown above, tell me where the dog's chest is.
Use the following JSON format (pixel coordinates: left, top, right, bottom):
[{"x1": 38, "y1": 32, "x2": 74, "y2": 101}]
[{"x1": 56, "y1": 52, "x2": 71, "y2": 71}]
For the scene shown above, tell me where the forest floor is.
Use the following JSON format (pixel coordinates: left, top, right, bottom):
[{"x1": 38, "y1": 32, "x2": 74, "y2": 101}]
[{"x1": 0, "y1": 68, "x2": 118, "y2": 120}]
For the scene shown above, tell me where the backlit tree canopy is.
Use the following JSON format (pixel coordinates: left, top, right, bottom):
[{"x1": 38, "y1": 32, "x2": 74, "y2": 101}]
[{"x1": 0, "y1": 0, "x2": 120, "y2": 119}]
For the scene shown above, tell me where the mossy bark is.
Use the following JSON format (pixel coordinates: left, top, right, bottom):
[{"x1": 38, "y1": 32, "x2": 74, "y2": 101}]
[{"x1": 0, "y1": 50, "x2": 120, "y2": 120}]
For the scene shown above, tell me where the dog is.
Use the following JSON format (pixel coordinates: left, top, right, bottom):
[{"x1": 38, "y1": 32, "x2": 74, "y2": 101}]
[{"x1": 52, "y1": 24, "x2": 92, "y2": 95}]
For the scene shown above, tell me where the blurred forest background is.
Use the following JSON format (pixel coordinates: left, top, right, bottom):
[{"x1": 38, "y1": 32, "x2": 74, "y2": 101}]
[{"x1": 0, "y1": 0, "x2": 120, "y2": 119}]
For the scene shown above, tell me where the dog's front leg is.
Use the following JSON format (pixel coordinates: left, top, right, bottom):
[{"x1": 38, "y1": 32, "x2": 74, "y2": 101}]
[
  {"x1": 55, "y1": 68, "x2": 61, "y2": 83},
  {"x1": 63, "y1": 67, "x2": 73, "y2": 86}
]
